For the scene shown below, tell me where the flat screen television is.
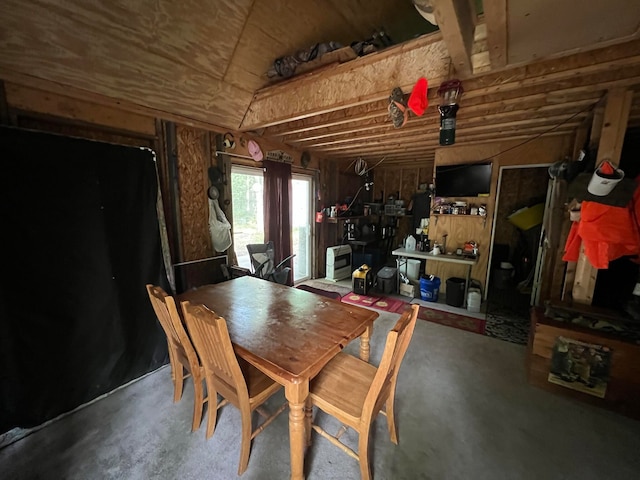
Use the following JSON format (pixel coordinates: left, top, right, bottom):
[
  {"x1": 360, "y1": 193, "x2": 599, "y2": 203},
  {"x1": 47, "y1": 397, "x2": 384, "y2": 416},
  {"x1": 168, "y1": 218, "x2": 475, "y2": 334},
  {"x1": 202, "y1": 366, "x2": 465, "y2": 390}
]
[{"x1": 435, "y1": 162, "x2": 492, "y2": 197}]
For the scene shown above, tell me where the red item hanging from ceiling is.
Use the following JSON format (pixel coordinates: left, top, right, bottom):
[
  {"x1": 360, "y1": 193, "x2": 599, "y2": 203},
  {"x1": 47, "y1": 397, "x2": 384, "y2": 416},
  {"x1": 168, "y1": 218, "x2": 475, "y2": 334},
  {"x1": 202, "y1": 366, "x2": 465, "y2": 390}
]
[{"x1": 408, "y1": 77, "x2": 429, "y2": 116}]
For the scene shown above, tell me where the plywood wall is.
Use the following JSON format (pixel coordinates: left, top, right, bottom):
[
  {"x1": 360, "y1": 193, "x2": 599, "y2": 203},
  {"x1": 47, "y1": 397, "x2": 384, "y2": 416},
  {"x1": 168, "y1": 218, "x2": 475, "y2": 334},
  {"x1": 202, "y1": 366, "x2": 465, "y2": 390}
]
[
  {"x1": 431, "y1": 135, "x2": 573, "y2": 293},
  {"x1": 176, "y1": 126, "x2": 212, "y2": 262}
]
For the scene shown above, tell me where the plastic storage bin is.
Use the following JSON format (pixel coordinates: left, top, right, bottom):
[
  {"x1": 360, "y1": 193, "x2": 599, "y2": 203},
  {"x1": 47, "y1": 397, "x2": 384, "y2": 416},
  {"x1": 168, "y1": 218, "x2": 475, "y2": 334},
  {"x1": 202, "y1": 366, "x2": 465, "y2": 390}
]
[
  {"x1": 446, "y1": 277, "x2": 466, "y2": 307},
  {"x1": 420, "y1": 275, "x2": 440, "y2": 302},
  {"x1": 376, "y1": 267, "x2": 397, "y2": 294}
]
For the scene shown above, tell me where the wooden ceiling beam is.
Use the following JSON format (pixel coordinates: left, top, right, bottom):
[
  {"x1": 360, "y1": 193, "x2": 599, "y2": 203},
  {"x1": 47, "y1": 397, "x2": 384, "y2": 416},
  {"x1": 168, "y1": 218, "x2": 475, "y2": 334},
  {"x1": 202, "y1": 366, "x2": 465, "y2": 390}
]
[
  {"x1": 264, "y1": 50, "x2": 640, "y2": 136},
  {"x1": 483, "y1": 0, "x2": 508, "y2": 68},
  {"x1": 295, "y1": 106, "x2": 586, "y2": 147},
  {"x1": 431, "y1": 0, "x2": 477, "y2": 75},
  {"x1": 316, "y1": 125, "x2": 576, "y2": 155},
  {"x1": 241, "y1": 33, "x2": 451, "y2": 130},
  {"x1": 282, "y1": 101, "x2": 596, "y2": 146}
]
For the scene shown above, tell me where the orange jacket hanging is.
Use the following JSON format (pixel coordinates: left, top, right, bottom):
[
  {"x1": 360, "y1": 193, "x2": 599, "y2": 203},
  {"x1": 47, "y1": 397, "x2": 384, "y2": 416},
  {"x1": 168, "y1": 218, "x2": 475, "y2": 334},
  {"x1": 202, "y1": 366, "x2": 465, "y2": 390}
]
[{"x1": 563, "y1": 191, "x2": 640, "y2": 269}]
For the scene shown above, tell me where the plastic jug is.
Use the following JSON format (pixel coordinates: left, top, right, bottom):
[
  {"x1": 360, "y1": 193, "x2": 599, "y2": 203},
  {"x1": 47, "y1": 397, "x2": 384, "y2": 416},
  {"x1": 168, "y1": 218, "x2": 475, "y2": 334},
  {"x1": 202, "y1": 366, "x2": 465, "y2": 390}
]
[
  {"x1": 467, "y1": 289, "x2": 481, "y2": 313},
  {"x1": 405, "y1": 235, "x2": 417, "y2": 251}
]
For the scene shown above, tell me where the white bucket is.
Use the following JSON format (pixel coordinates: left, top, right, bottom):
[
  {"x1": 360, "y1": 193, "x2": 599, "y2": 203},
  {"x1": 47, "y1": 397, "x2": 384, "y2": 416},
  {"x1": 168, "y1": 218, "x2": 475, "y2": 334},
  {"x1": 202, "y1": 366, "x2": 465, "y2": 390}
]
[
  {"x1": 396, "y1": 258, "x2": 422, "y2": 281},
  {"x1": 407, "y1": 259, "x2": 421, "y2": 281},
  {"x1": 587, "y1": 167, "x2": 624, "y2": 196}
]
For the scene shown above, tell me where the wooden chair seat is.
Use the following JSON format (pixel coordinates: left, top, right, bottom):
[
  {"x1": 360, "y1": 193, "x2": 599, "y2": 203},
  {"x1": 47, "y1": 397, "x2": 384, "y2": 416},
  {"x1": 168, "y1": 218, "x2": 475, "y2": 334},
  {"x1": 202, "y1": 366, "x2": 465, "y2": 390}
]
[
  {"x1": 181, "y1": 301, "x2": 287, "y2": 475},
  {"x1": 309, "y1": 304, "x2": 419, "y2": 480},
  {"x1": 146, "y1": 284, "x2": 206, "y2": 433},
  {"x1": 310, "y1": 354, "x2": 377, "y2": 425}
]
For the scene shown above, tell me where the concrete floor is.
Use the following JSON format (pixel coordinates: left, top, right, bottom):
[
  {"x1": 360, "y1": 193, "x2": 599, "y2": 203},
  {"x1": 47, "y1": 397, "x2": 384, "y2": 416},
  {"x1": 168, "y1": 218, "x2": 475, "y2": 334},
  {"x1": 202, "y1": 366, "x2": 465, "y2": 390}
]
[{"x1": 2, "y1": 311, "x2": 640, "y2": 479}]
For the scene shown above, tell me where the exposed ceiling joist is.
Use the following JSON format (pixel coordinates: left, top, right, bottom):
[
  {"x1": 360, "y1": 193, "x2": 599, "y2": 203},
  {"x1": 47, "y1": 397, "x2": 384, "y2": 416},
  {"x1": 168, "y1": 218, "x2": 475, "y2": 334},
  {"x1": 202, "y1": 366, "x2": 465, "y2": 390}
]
[
  {"x1": 483, "y1": 0, "x2": 508, "y2": 68},
  {"x1": 430, "y1": 0, "x2": 477, "y2": 76}
]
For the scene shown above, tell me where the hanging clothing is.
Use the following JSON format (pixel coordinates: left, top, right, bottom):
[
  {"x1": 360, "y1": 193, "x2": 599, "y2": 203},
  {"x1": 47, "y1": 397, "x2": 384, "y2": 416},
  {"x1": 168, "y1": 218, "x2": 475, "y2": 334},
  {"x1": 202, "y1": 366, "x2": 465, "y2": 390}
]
[
  {"x1": 208, "y1": 197, "x2": 232, "y2": 253},
  {"x1": 563, "y1": 188, "x2": 640, "y2": 268}
]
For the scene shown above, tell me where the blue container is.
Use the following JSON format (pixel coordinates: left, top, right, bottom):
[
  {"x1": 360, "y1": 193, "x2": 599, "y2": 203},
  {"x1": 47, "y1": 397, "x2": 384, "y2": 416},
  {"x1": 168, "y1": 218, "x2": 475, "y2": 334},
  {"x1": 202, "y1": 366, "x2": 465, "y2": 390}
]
[{"x1": 420, "y1": 276, "x2": 441, "y2": 302}]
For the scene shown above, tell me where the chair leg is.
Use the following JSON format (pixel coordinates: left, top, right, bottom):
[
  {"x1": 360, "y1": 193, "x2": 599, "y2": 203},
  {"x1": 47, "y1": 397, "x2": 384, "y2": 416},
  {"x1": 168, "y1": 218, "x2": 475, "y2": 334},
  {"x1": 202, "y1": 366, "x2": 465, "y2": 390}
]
[
  {"x1": 304, "y1": 397, "x2": 313, "y2": 446},
  {"x1": 205, "y1": 380, "x2": 218, "y2": 439},
  {"x1": 358, "y1": 426, "x2": 372, "y2": 480},
  {"x1": 169, "y1": 351, "x2": 184, "y2": 403},
  {"x1": 191, "y1": 376, "x2": 205, "y2": 432},
  {"x1": 385, "y1": 391, "x2": 398, "y2": 444},
  {"x1": 238, "y1": 408, "x2": 253, "y2": 475}
]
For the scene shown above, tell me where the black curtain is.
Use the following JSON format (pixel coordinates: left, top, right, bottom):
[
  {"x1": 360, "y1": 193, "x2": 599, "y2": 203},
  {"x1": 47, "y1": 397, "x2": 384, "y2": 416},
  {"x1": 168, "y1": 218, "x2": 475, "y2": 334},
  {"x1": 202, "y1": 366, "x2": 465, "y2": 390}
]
[
  {"x1": 0, "y1": 127, "x2": 169, "y2": 433},
  {"x1": 263, "y1": 160, "x2": 293, "y2": 284}
]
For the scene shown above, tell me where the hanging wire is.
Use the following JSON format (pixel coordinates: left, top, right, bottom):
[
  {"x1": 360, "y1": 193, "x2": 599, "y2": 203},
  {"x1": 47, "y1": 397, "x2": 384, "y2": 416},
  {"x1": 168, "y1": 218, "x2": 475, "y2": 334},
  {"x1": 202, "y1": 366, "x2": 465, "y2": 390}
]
[
  {"x1": 477, "y1": 103, "x2": 595, "y2": 163},
  {"x1": 355, "y1": 158, "x2": 368, "y2": 176}
]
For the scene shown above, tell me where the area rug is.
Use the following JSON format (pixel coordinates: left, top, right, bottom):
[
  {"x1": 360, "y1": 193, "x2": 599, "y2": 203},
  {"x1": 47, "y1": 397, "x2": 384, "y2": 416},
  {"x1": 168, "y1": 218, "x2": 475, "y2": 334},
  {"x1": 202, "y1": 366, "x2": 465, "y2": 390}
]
[
  {"x1": 416, "y1": 306, "x2": 486, "y2": 335},
  {"x1": 341, "y1": 292, "x2": 409, "y2": 313}
]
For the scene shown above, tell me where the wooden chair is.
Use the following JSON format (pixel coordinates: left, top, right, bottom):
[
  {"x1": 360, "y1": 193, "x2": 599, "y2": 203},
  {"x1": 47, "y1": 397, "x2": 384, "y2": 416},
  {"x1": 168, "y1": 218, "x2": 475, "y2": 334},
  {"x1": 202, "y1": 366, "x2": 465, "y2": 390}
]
[
  {"x1": 308, "y1": 304, "x2": 419, "y2": 480},
  {"x1": 145, "y1": 284, "x2": 206, "y2": 432},
  {"x1": 181, "y1": 301, "x2": 287, "y2": 475}
]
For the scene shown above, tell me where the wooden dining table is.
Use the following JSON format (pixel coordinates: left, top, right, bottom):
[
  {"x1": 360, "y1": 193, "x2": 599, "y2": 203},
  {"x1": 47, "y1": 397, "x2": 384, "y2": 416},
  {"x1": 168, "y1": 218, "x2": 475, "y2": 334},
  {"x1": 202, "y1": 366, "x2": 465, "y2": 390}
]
[{"x1": 179, "y1": 275, "x2": 378, "y2": 479}]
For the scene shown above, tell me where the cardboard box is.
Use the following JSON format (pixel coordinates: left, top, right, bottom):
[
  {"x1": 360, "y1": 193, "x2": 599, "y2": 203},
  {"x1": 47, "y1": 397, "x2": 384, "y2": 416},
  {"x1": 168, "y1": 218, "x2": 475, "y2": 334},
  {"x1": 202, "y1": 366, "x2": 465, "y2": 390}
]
[{"x1": 399, "y1": 283, "x2": 416, "y2": 298}]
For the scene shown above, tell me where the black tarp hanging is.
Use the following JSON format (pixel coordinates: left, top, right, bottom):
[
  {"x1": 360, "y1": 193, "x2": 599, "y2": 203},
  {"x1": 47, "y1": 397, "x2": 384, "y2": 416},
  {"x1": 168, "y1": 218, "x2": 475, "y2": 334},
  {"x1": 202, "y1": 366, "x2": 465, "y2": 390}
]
[{"x1": 0, "y1": 126, "x2": 170, "y2": 433}]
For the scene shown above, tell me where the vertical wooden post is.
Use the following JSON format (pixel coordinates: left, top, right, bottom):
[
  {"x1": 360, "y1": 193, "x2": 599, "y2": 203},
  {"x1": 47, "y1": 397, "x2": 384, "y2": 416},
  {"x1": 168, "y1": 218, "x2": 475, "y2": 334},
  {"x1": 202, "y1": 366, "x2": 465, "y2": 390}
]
[
  {"x1": 0, "y1": 81, "x2": 9, "y2": 125},
  {"x1": 595, "y1": 88, "x2": 633, "y2": 168},
  {"x1": 571, "y1": 89, "x2": 632, "y2": 304}
]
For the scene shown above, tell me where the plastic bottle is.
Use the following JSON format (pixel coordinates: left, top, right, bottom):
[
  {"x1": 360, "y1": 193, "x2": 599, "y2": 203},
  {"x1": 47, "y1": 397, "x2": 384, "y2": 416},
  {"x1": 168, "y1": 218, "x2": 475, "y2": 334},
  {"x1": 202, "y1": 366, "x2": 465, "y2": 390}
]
[{"x1": 405, "y1": 235, "x2": 416, "y2": 251}]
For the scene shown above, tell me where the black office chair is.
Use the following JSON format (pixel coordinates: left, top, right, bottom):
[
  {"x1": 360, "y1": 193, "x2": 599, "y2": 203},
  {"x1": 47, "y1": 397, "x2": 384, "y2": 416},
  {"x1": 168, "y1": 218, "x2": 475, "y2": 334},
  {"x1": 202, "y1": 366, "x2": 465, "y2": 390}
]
[{"x1": 246, "y1": 241, "x2": 295, "y2": 285}]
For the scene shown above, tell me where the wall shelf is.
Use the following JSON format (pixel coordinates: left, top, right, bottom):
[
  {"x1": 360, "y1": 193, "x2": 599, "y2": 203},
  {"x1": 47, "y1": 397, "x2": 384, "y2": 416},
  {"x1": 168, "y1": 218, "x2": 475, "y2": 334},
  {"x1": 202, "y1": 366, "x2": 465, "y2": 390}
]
[
  {"x1": 325, "y1": 215, "x2": 368, "y2": 224},
  {"x1": 432, "y1": 213, "x2": 488, "y2": 228}
]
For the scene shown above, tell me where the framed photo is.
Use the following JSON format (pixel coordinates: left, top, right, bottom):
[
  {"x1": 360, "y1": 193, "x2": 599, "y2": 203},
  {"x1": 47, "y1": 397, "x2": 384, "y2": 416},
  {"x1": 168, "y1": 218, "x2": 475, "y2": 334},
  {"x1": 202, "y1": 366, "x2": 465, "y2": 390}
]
[{"x1": 547, "y1": 336, "x2": 612, "y2": 398}]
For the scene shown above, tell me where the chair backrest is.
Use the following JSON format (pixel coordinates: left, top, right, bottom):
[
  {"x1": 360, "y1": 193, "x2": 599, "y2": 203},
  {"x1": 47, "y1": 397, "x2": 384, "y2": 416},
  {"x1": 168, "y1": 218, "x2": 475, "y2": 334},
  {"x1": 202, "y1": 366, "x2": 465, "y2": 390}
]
[
  {"x1": 181, "y1": 301, "x2": 249, "y2": 404},
  {"x1": 146, "y1": 284, "x2": 200, "y2": 367},
  {"x1": 247, "y1": 241, "x2": 275, "y2": 278},
  {"x1": 361, "y1": 304, "x2": 419, "y2": 421}
]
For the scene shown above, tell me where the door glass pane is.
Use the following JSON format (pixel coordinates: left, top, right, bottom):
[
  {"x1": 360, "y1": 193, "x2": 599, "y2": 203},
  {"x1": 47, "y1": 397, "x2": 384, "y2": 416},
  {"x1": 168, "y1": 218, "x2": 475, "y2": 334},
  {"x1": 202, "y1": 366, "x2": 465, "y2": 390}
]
[
  {"x1": 231, "y1": 166, "x2": 264, "y2": 269},
  {"x1": 292, "y1": 175, "x2": 312, "y2": 282}
]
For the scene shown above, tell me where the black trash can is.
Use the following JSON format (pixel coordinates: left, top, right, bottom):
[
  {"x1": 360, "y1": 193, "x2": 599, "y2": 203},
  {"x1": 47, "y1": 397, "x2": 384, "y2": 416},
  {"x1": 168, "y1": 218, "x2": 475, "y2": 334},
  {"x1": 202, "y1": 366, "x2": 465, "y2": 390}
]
[{"x1": 446, "y1": 277, "x2": 466, "y2": 307}]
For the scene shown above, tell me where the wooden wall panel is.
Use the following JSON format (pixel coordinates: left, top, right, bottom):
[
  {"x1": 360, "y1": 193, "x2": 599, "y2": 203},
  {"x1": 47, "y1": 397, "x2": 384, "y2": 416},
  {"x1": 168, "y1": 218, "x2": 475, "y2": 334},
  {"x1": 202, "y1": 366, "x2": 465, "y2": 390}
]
[
  {"x1": 430, "y1": 135, "x2": 573, "y2": 293},
  {"x1": 5, "y1": 83, "x2": 156, "y2": 136},
  {"x1": 177, "y1": 126, "x2": 212, "y2": 262}
]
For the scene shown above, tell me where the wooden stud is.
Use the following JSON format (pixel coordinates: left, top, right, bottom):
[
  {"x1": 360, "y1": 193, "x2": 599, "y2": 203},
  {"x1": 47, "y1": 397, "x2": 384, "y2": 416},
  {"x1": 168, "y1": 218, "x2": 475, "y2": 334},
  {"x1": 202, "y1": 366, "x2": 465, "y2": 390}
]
[
  {"x1": 431, "y1": 0, "x2": 477, "y2": 75},
  {"x1": 596, "y1": 88, "x2": 633, "y2": 168},
  {"x1": 483, "y1": 0, "x2": 508, "y2": 69},
  {"x1": 0, "y1": 81, "x2": 9, "y2": 125}
]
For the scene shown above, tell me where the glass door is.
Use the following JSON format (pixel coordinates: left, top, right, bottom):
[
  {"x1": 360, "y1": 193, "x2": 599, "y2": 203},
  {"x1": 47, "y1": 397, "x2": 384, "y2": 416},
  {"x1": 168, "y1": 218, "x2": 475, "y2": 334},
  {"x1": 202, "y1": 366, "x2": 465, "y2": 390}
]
[
  {"x1": 230, "y1": 165, "x2": 264, "y2": 270},
  {"x1": 292, "y1": 174, "x2": 313, "y2": 283}
]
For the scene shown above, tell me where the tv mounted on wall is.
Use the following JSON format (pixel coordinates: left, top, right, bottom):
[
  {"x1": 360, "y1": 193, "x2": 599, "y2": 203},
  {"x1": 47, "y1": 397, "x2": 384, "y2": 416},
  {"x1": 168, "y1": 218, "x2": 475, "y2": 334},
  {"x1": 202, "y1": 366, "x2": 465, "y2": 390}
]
[{"x1": 435, "y1": 162, "x2": 492, "y2": 197}]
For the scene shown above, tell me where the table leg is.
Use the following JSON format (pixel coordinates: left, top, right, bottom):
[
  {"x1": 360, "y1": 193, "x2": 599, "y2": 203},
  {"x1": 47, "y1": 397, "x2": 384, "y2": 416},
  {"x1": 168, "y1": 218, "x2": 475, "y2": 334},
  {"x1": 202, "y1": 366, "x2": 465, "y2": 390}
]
[
  {"x1": 359, "y1": 324, "x2": 372, "y2": 362},
  {"x1": 285, "y1": 381, "x2": 309, "y2": 480},
  {"x1": 463, "y1": 265, "x2": 471, "y2": 308}
]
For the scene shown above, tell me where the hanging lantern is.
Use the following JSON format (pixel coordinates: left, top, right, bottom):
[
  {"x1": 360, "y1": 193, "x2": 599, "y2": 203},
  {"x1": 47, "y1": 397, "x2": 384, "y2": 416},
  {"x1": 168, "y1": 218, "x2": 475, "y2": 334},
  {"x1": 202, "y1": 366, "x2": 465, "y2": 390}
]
[{"x1": 437, "y1": 79, "x2": 463, "y2": 146}]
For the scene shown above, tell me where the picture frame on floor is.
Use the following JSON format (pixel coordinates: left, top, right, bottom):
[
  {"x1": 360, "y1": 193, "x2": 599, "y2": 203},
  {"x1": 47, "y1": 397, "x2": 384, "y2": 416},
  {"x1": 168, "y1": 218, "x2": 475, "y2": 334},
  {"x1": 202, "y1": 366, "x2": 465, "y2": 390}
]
[{"x1": 547, "y1": 336, "x2": 612, "y2": 398}]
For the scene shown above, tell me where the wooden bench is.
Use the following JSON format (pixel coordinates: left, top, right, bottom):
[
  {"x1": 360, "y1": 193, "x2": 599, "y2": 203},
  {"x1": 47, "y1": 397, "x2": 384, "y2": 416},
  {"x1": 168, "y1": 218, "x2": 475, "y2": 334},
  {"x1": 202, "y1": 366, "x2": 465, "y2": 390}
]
[{"x1": 527, "y1": 305, "x2": 640, "y2": 419}]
